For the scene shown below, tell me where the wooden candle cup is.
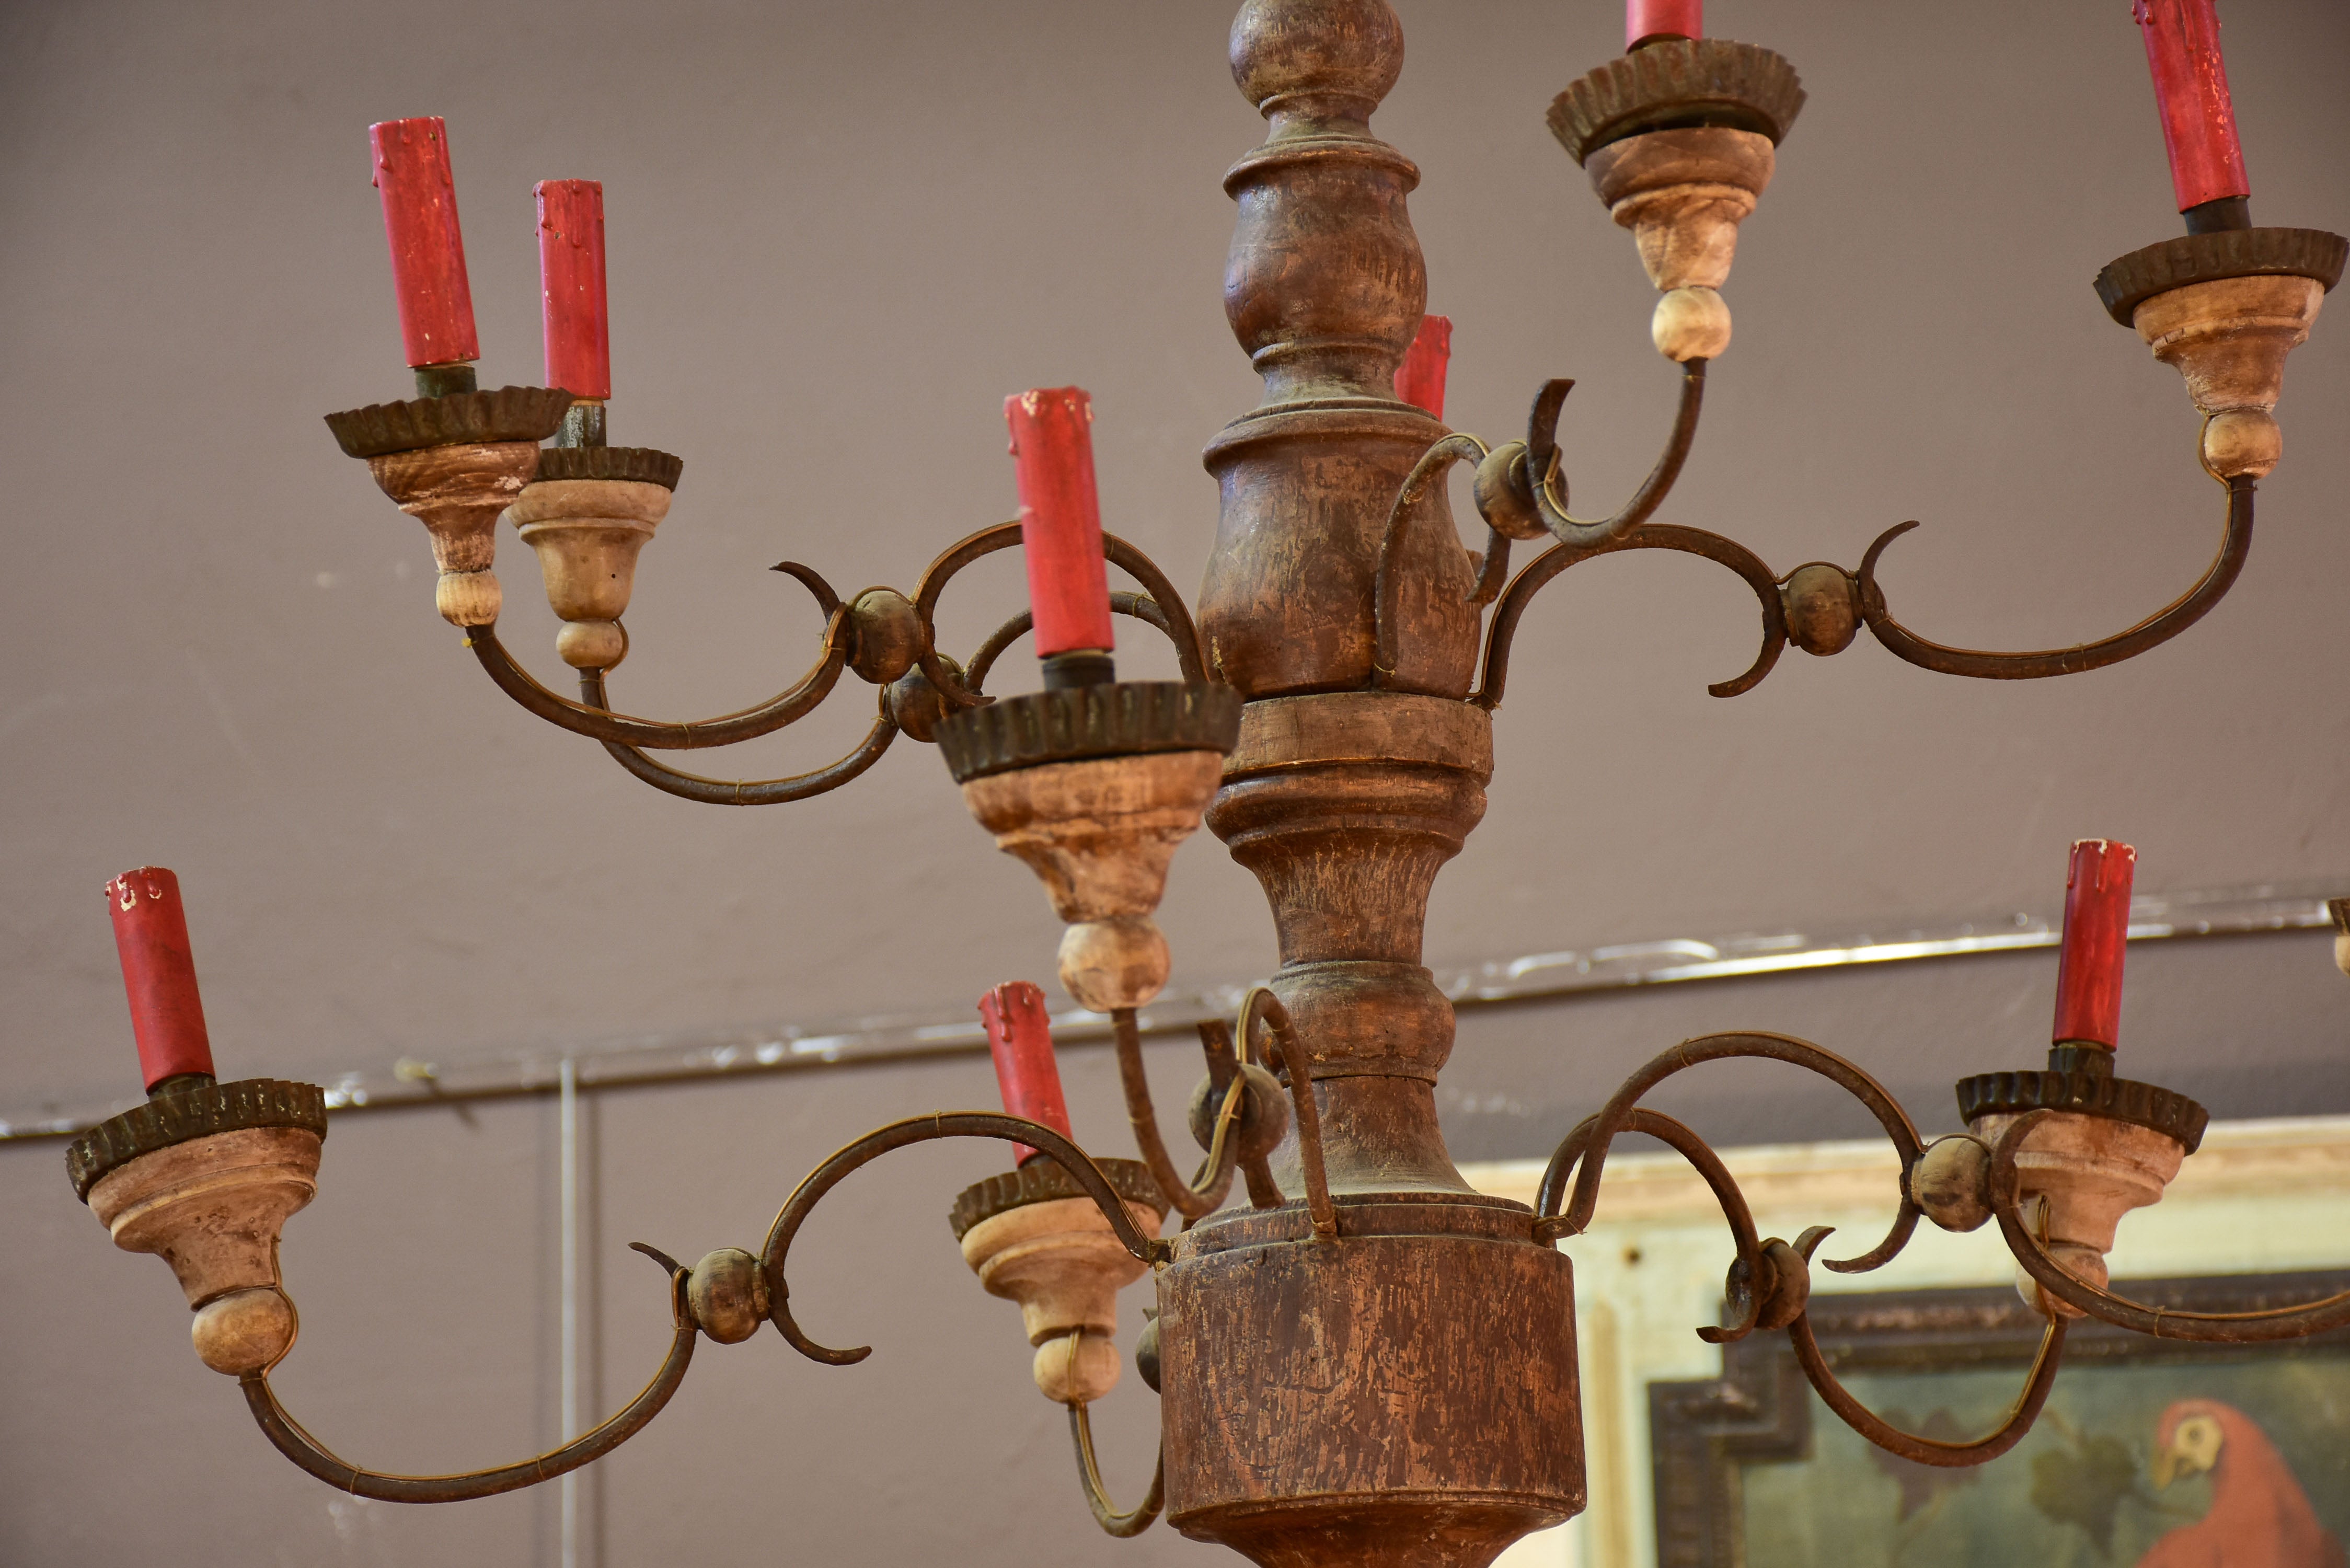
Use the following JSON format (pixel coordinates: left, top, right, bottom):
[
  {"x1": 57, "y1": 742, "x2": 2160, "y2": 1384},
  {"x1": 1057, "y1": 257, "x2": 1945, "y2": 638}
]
[
  {"x1": 1967, "y1": 1109, "x2": 2184, "y2": 1319},
  {"x1": 366, "y1": 441, "x2": 542, "y2": 626},
  {"x1": 960, "y1": 1194, "x2": 1166, "y2": 1403},
  {"x1": 1586, "y1": 126, "x2": 1773, "y2": 362},
  {"x1": 958, "y1": 750, "x2": 1223, "y2": 1013},
  {"x1": 86, "y1": 1124, "x2": 321, "y2": 1375},
  {"x1": 508, "y1": 477, "x2": 674, "y2": 668},
  {"x1": 2133, "y1": 273, "x2": 2325, "y2": 479}
]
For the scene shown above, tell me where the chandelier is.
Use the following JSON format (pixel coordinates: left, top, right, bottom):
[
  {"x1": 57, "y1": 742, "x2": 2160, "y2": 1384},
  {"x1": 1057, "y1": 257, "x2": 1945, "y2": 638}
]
[{"x1": 65, "y1": 1, "x2": 2349, "y2": 1562}]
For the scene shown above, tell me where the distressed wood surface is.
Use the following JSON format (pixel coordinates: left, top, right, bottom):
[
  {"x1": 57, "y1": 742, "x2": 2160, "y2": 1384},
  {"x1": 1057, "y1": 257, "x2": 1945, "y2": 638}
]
[
  {"x1": 1162, "y1": 1214, "x2": 1584, "y2": 1567},
  {"x1": 1162, "y1": 5, "x2": 1588, "y2": 1562}
]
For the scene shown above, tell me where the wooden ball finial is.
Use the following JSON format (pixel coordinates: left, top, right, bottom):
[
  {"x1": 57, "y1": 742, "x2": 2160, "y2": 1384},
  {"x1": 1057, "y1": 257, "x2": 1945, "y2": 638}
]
[{"x1": 1230, "y1": 0, "x2": 1402, "y2": 125}]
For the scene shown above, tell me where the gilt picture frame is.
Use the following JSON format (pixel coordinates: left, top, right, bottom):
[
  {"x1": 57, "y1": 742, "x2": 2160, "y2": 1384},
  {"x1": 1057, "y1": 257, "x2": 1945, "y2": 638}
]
[{"x1": 1647, "y1": 1270, "x2": 2350, "y2": 1568}]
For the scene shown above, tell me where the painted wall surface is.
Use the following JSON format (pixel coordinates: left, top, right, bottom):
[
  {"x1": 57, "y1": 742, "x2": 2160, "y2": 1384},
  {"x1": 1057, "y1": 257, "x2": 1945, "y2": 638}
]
[{"x1": 2, "y1": 0, "x2": 2346, "y2": 1563}]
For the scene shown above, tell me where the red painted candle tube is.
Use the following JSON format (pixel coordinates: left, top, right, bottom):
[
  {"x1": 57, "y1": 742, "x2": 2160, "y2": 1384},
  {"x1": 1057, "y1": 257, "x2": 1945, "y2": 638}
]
[
  {"x1": 537, "y1": 180, "x2": 610, "y2": 401},
  {"x1": 979, "y1": 982, "x2": 1074, "y2": 1165},
  {"x1": 1004, "y1": 389, "x2": 1115, "y2": 658},
  {"x1": 1627, "y1": 0, "x2": 1702, "y2": 51},
  {"x1": 2052, "y1": 840, "x2": 2137, "y2": 1051},
  {"x1": 105, "y1": 868, "x2": 216, "y2": 1091},
  {"x1": 370, "y1": 117, "x2": 480, "y2": 368},
  {"x1": 2132, "y1": 0, "x2": 2250, "y2": 213},
  {"x1": 1395, "y1": 314, "x2": 1453, "y2": 420}
]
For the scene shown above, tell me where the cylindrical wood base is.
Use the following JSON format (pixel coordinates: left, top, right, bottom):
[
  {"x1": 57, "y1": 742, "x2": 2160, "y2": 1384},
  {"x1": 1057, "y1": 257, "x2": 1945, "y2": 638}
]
[{"x1": 1158, "y1": 1199, "x2": 1584, "y2": 1567}]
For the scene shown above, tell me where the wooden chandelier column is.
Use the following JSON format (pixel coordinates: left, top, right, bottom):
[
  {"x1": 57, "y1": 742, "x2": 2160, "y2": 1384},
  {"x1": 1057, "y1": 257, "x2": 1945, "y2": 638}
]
[{"x1": 1166, "y1": 4, "x2": 1586, "y2": 1564}]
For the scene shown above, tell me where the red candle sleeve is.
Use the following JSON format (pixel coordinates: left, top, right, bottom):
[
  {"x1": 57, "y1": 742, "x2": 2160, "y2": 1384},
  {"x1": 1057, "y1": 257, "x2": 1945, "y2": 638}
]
[
  {"x1": 105, "y1": 868, "x2": 216, "y2": 1091},
  {"x1": 2052, "y1": 839, "x2": 2137, "y2": 1051},
  {"x1": 371, "y1": 117, "x2": 480, "y2": 368},
  {"x1": 1626, "y1": 0, "x2": 1702, "y2": 51},
  {"x1": 537, "y1": 180, "x2": 610, "y2": 400},
  {"x1": 1004, "y1": 389, "x2": 1116, "y2": 657},
  {"x1": 1395, "y1": 315, "x2": 1453, "y2": 420},
  {"x1": 2132, "y1": 0, "x2": 2250, "y2": 213},
  {"x1": 980, "y1": 982, "x2": 1074, "y2": 1166}
]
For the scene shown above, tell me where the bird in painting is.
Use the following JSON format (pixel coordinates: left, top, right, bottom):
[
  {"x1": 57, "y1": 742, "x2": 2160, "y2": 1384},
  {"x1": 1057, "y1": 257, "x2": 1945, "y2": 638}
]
[{"x1": 2133, "y1": 1398, "x2": 2345, "y2": 1568}]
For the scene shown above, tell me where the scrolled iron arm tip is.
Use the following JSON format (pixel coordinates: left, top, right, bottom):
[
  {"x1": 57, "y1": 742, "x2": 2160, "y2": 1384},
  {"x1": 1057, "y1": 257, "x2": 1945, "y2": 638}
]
[
  {"x1": 1541, "y1": 1032, "x2": 2075, "y2": 1468},
  {"x1": 470, "y1": 518, "x2": 1207, "y2": 771},
  {"x1": 911, "y1": 522, "x2": 1209, "y2": 707},
  {"x1": 1535, "y1": 1106, "x2": 1767, "y2": 1345},
  {"x1": 1857, "y1": 475, "x2": 2256, "y2": 681},
  {"x1": 240, "y1": 1241, "x2": 699, "y2": 1503},
  {"x1": 1371, "y1": 432, "x2": 1491, "y2": 684},
  {"x1": 1544, "y1": 1031, "x2": 1924, "y2": 1277},
  {"x1": 1523, "y1": 361, "x2": 1708, "y2": 550},
  {"x1": 1471, "y1": 521, "x2": 1790, "y2": 710},
  {"x1": 1375, "y1": 362, "x2": 1721, "y2": 701},
  {"x1": 758, "y1": 1112, "x2": 1172, "y2": 1367},
  {"x1": 965, "y1": 593, "x2": 1197, "y2": 698}
]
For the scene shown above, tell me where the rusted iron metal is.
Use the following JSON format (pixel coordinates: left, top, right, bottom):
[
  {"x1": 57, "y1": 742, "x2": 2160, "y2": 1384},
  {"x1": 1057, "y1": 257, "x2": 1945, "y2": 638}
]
[
  {"x1": 1787, "y1": 1293, "x2": 2070, "y2": 1467},
  {"x1": 1858, "y1": 476, "x2": 2255, "y2": 679},
  {"x1": 913, "y1": 522, "x2": 1208, "y2": 707},
  {"x1": 465, "y1": 606, "x2": 851, "y2": 750},
  {"x1": 759, "y1": 1111, "x2": 1171, "y2": 1368},
  {"x1": 966, "y1": 594, "x2": 1172, "y2": 695},
  {"x1": 1527, "y1": 1022, "x2": 2349, "y2": 1467},
  {"x1": 464, "y1": 517, "x2": 1203, "y2": 782},
  {"x1": 1474, "y1": 520, "x2": 1790, "y2": 707},
  {"x1": 1534, "y1": 1106, "x2": 1765, "y2": 1345},
  {"x1": 1238, "y1": 987, "x2": 1335, "y2": 1241},
  {"x1": 1544, "y1": 1031, "x2": 1925, "y2": 1275},
  {"x1": 579, "y1": 675, "x2": 898, "y2": 805},
  {"x1": 1111, "y1": 1007, "x2": 1250, "y2": 1222},
  {"x1": 239, "y1": 1243, "x2": 698, "y2": 1502},
  {"x1": 1531, "y1": 1039, "x2": 2068, "y2": 1468},
  {"x1": 1069, "y1": 1384, "x2": 1166, "y2": 1537},
  {"x1": 1522, "y1": 361, "x2": 1709, "y2": 549},
  {"x1": 1372, "y1": 433, "x2": 1492, "y2": 683}
]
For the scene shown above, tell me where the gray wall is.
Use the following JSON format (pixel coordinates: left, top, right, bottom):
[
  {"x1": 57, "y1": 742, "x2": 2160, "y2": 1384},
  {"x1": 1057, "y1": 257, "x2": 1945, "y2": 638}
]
[{"x1": 3, "y1": 1, "x2": 2345, "y2": 1563}]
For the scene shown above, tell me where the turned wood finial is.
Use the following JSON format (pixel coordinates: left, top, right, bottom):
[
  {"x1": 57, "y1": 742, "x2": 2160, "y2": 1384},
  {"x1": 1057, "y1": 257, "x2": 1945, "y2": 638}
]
[
  {"x1": 1230, "y1": 0, "x2": 1402, "y2": 133},
  {"x1": 1222, "y1": 0, "x2": 1425, "y2": 406}
]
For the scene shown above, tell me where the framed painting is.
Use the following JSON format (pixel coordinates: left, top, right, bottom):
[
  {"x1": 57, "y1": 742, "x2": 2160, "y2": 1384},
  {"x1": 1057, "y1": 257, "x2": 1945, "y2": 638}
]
[{"x1": 1648, "y1": 1270, "x2": 2350, "y2": 1568}]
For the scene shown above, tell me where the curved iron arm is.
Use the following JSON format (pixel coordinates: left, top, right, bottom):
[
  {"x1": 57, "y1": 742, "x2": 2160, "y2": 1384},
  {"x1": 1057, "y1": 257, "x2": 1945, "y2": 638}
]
[
  {"x1": 1988, "y1": 1111, "x2": 2350, "y2": 1340},
  {"x1": 1859, "y1": 476, "x2": 2255, "y2": 679},
  {"x1": 1525, "y1": 361, "x2": 1708, "y2": 549},
  {"x1": 1475, "y1": 524, "x2": 1789, "y2": 710},
  {"x1": 1202, "y1": 1017, "x2": 1286, "y2": 1211},
  {"x1": 760, "y1": 1112, "x2": 1171, "y2": 1366},
  {"x1": 579, "y1": 674, "x2": 899, "y2": 805},
  {"x1": 240, "y1": 1243, "x2": 698, "y2": 1502},
  {"x1": 1789, "y1": 1298, "x2": 2070, "y2": 1468},
  {"x1": 1111, "y1": 1008, "x2": 1249, "y2": 1222},
  {"x1": 1548, "y1": 1032, "x2": 1924, "y2": 1275},
  {"x1": 1239, "y1": 988, "x2": 1337, "y2": 1240},
  {"x1": 1372, "y1": 433, "x2": 1490, "y2": 683},
  {"x1": 966, "y1": 593, "x2": 1185, "y2": 696},
  {"x1": 1069, "y1": 1386, "x2": 1166, "y2": 1537},
  {"x1": 467, "y1": 605, "x2": 853, "y2": 751},
  {"x1": 911, "y1": 523, "x2": 1208, "y2": 706},
  {"x1": 1536, "y1": 1108, "x2": 1767, "y2": 1345},
  {"x1": 1468, "y1": 531, "x2": 1514, "y2": 609}
]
